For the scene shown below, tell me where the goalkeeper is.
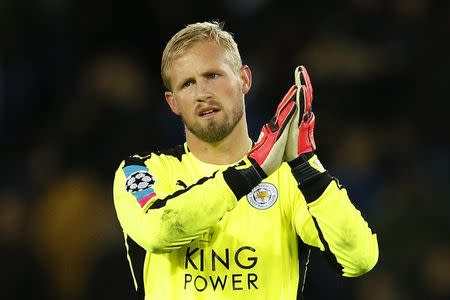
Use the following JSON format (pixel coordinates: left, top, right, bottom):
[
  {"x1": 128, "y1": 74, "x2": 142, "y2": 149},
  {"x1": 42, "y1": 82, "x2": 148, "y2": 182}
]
[{"x1": 113, "y1": 21, "x2": 378, "y2": 300}]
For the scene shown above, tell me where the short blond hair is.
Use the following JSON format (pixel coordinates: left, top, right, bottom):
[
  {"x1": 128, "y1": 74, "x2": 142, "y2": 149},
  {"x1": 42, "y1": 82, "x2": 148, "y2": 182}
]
[{"x1": 161, "y1": 21, "x2": 242, "y2": 90}]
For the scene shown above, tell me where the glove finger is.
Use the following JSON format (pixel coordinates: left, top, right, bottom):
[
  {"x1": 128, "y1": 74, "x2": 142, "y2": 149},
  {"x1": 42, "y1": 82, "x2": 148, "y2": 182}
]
[
  {"x1": 299, "y1": 66, "x2": 313, "y2": 119},
  {"x1": 251, "y1": 86, "x2": 297, "y2": 152},
  {"x1": 294, "y1": 66, "x2": 306, "y2": 124},
  {"x1": 284, "y1": 97, "x2": 300, "y2": 161},
  {"x1": 249, "y1": 100, "x2": 296, "y2": 170},
  {"x1": 274, "y1": 97, "x2": 297, "y2": 137},
  {"x1": 294, "y1": 66, "x2": 317, "y2": 156},
  {"x1": 268, "y1": 85, "x2": 297, "y2": 132}
]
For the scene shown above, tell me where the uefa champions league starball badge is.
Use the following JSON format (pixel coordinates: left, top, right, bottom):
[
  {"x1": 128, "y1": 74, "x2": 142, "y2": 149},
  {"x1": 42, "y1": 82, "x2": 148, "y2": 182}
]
[
  {"x1": 125, "y1": 170, "x2": 155, "y2": 193},
  {"x1": 246, "y1": 182, "x2": 278, "y2": 210}
]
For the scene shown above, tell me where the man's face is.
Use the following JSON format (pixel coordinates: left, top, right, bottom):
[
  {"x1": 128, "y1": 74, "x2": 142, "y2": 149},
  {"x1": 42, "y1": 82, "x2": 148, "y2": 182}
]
[{"x1": 164, "y1": 41, "x2": 251, "y2": 143}]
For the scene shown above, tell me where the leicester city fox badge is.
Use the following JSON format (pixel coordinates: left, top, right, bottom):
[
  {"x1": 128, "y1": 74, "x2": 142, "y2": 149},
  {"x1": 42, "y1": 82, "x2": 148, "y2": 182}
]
[{"x1": 246, "y1": 182, "x2": 278, "y2": 210}]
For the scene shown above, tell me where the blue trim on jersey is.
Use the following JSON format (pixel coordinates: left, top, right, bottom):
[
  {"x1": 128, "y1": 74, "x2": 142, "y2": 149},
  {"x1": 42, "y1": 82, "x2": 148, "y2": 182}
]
[
  {"x1": 123, "y1": 165, "x2": 148, "y2": 177},
  {"x1": 133, "y1": 188, "x2": 155, "y2": 200}
]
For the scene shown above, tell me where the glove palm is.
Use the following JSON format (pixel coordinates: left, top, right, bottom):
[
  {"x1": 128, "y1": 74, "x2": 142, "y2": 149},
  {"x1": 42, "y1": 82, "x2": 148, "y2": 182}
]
[{"x1": 285, "y1": 65, "x2": 316, "y2": 162}]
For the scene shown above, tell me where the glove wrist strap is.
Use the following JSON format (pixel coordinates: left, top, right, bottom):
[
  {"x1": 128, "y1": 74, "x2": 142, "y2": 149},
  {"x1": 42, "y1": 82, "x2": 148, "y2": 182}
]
[
  {"x1": 223, "y1": 158, "x2": 264, "y2": 200},
  {"x1": 288, "y1": 153, "x2": 333, "y2": 203},
  {"x1": 288, "y1": 153, "x2": 322, "y2": 184}
]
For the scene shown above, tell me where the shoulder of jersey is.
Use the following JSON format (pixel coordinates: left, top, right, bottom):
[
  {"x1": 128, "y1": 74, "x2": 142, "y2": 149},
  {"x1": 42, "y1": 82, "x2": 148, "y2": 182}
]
[{"x1": 124, "y1": 144, "x2": 187, "y2": 166}]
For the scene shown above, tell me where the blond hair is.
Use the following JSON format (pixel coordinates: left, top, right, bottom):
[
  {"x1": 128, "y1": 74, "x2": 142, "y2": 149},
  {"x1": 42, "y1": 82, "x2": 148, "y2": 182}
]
[{"x1": 161, "y1": 21, "x2": 242, "y2": 90}]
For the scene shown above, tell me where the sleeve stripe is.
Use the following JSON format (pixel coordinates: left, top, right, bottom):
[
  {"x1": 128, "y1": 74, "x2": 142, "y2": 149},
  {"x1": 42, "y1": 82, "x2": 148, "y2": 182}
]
[
  {"x1": 138, "y1": 192, "x2": 156, "y2": 207},
  {"x1": 145, "y1": 171, "x2": 219, "y2": 212},
  {"x1": 297, "y1": 237, "x2": 312, "y2": 299},
  {"x1": 311, "y1": 215, "x2": 343, "y2": 274}
]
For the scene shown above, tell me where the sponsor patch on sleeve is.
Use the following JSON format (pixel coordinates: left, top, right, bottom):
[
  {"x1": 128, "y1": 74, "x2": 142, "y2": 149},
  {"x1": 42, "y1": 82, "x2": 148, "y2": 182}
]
[{"x1": 123, "y1": 165, "x2": 156, "y2": 207}]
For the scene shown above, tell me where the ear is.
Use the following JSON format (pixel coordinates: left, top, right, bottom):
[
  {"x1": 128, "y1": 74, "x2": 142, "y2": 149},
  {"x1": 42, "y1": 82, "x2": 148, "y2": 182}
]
[
  {"x1": 164, "y1": 91, "x2": 180, "y2": 116},
  {"x1": 240, "y1": 65, "x2": 252, "y2": 94}
]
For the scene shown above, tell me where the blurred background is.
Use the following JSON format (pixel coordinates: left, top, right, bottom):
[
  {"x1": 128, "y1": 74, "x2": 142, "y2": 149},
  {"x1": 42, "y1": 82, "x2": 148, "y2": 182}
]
[{"x1": 1, "y1": 0, "x2": 449, "y2": 299}]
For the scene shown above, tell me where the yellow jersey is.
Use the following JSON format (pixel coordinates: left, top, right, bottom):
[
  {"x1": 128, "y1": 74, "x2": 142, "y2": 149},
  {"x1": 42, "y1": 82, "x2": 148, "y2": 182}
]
[{"x1": 113, "y1": 143, "x2": 378, "y2": 299}]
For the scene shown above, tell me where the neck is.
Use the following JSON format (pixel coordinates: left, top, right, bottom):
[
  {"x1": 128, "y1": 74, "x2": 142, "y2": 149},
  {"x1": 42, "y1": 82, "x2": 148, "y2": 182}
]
[{"x1": 185, "y1": 118, "x2": 252, "y2": 165}]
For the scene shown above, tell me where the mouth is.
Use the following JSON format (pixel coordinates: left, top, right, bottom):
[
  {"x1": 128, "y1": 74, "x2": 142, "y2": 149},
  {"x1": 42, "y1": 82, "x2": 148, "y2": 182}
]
[{"x1": 198, "y1": 106, "x2": 221, "y2": 118}]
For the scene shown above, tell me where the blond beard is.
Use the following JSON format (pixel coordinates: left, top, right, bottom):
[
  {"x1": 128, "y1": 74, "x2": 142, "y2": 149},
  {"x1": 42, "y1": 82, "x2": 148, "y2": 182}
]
[{"x1": 182, "y1": 102, "x2": 244, "y2": 143}]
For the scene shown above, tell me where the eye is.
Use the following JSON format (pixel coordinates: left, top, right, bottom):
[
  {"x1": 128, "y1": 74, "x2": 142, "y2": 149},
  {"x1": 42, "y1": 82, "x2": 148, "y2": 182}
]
[
  {"x1": 206, "y1": 73, "x2": 219, "y2": 80},
  {"x1": 181, "y1": 80, "x2": 194, "y2": 89}
]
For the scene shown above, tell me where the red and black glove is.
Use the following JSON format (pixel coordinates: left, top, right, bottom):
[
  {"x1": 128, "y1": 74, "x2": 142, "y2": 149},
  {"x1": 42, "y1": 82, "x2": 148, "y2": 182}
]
[
  {"x1": 247, "y1": 85, "x2": 297, "y2": 175},
  {"x1": 285, "y1": 66, "x2": 332, "y2": 202},
  {"x1": 285, "y1": 65, "x2": 316, "y2": 161},
  {"x1": 223, "y1": 84, "x2": 297, "y2": 200}
]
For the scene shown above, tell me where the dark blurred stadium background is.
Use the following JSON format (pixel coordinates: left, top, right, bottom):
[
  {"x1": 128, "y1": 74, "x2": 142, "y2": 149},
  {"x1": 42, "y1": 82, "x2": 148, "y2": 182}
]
[{"x1": 1, "y1": 0, "x2": 449, "y2": 299}]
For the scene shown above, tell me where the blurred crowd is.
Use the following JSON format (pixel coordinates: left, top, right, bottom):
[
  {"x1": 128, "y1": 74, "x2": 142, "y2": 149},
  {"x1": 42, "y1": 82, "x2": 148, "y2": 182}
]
[{"x1": 1, "y1": 0, "x2": 449, "y2": 299}]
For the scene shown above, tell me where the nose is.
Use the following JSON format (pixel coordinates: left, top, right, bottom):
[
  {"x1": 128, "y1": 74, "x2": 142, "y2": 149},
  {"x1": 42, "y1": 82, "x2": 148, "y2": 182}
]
[{"x1": 195, "y1": 80, "x2": 213, "y2": 102}]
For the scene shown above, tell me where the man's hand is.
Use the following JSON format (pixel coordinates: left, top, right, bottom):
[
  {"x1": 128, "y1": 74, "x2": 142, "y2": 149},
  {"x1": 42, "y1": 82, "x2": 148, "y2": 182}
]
[
  {"x1": 222, "y1": 84, "x2": 297, "y2": 200},
  {"x1": 281, "y1": 65, "x2": 329, "y2": 194},
  {"x1": 285, "y1": 65, "x2": 316, "y2": 162},
  {"x1": 247, "y1": 84, "x2": 297, "y2": 176}
]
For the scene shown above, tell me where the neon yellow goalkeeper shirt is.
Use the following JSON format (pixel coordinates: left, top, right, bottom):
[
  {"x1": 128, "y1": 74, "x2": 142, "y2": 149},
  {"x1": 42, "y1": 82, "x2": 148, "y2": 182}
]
[{"x1": 113, "y1": 143, "x2": 378, "y2": 300}]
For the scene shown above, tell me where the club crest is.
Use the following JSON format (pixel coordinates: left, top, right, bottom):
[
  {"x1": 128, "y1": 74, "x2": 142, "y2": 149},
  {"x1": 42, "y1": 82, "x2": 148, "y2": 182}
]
[{"x1": 246, "y1": 182, "x2": 278, "y2": 210}]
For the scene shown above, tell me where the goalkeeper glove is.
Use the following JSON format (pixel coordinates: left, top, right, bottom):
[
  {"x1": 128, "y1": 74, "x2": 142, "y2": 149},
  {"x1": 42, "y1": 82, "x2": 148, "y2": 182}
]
[
  {"x1": 284, "y1": 65, "x2": 316, "y2": 162},
  {"x1": 247, "y1": 85, "x2": 298, "y2": 176},
  {"x1": 284, "y1": 66, "x2": 332, "y2": 201},
  {"x1": 223, "y1": 84, "x2": 297, "y2": 199}
]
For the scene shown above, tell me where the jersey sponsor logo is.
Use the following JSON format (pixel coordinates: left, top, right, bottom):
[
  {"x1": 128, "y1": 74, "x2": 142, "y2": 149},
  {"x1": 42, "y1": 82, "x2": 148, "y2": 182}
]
[
  {"x1": 184, "y1": 246, "x2": 258, "y2": 292},
  {"x1": 246, "y1": 182, "x2": 278, "y2": 210},
  {"x1": 123, "y1": 165, "x2": 156, "y2": 207}
]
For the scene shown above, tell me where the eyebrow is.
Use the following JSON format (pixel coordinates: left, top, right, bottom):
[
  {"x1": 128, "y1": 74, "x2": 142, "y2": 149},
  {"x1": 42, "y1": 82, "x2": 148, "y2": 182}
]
[
  {"x1": 176, "y1": 69, "x2": 223, "y2": 90},
  {"x1": 176, "y1": 77, "x2": 194, "y2": 90}
]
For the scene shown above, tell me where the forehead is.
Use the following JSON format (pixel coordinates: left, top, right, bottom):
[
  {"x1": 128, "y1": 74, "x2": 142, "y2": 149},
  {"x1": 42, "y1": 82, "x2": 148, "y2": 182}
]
[
  {"x1": 174, "y1": 41, "x2": 228, "y2": 67},
  {"x1": 169, "y1": 41, "x2": 234, "y2": 77}
]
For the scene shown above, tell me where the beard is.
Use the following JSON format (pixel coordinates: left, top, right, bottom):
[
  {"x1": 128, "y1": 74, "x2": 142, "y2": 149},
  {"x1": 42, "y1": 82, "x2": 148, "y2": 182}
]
[{"x1": 181, "y1": 101, "x2": 244, "y2": 143}]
